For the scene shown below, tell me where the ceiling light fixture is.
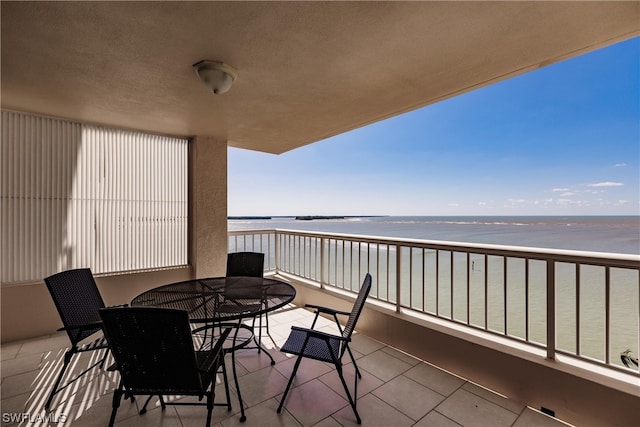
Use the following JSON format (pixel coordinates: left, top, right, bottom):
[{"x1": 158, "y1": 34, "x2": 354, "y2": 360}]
[{"x1": 193, "y1": 60, "x2": 238, "y2": 94}]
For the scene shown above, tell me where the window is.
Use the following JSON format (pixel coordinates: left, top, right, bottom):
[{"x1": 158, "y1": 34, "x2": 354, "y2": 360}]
[{"x1": 1, "y1": 111, "x2": 188, "y2": 284}]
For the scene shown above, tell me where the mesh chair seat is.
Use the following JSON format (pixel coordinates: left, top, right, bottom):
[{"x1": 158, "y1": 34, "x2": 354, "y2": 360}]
[{"x1": 279, "y1": 328, "x2": 342, "y2": 363}]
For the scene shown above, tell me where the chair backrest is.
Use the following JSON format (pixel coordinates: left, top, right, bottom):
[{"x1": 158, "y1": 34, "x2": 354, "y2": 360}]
[
  {"x1": 226, "y1": 252, "x2": 265, "y2": 277},
  {"x1": 44, "y1": 268, "x2": 106, "y2": 345},
  {"x1": 342, "y1": 273, "x2": 372, "y2": 341},
  {"x1": 99, "y1": 307, "x2": 203, "y2": 394}
]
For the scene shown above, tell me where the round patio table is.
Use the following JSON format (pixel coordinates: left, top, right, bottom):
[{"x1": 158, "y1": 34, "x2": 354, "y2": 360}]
[{"x1": 131, "y1": 276, "x2": 296, "y2": 422}]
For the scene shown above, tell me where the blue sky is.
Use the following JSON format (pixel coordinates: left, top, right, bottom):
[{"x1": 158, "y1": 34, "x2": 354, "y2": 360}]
[{"x1": 229, "y1": 37, "x2": 639, "y2": 216}]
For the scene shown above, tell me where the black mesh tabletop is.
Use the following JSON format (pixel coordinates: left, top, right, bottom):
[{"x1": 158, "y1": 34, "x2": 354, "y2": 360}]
[{"x1": 130, "y1": 276, "x2": 296, "y2": 323}]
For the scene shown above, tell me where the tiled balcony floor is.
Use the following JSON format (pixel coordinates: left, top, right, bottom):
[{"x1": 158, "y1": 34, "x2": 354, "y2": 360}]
[{"x1": 1, "y1": 305, "x2": 570, "y2": 427}]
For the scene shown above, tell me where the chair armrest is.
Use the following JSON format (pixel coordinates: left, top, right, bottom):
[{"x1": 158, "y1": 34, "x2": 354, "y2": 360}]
[
  {"x1": 290, "y1": 326, "x2": 350, "y2": 343},
  {"x1": 57, "y1": 321, "x2": 103, "y2": 332},
  {"x1": 304, "y1": 304, "x2": 351, "y2": 317}
]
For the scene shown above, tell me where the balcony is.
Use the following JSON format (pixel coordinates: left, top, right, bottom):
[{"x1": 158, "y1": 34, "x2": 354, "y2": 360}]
[
  {"x1": 2, "y1": 304, "x2": 568, "y2": 427},
  {"x1": 1, "y1": 228, "x2": 638, "y2": 426}
]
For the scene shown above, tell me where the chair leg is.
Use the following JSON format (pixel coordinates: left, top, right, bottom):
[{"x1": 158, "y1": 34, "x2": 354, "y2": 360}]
[
  {"x1": 159, "y1": 395, "x2": 166, "y2": 410},
  {"x1": 336, "y1": 364, "x2": 361, "y2": 424},
  {"x1": 109, "y1": 385, "x2": 123, "y2": 427},
  {"x1": 277, "y1": 353, "x2": 304, "y2": 414},
  {"x1": 346, "y1": 346, "x2": 362, "y2": 379},
  {"x1": 221, "y1": 357, "x2": 232, "y2": 411},
  {"x1": 98, "y1": 348, "x2": 109, "y2": 369},
  {"x1": 140, "y1": 396, "x2": 154, "y2": 414},
  {"x1": 45, "y1": 349, "x2": 73, "y2": 409},
  {"x1": 205, "y1": 392, "x2": 213, "y2": 427}
]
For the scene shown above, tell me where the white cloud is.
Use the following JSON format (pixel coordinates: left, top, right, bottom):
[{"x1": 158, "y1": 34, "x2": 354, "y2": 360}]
[
  {"x1": 478, "y1": 202, "x2": 488, "y2": 206},
  {"x1": 447, "y1": 203, "x2": 460, "y2": 207},
  {"x1": 614, "y1": 163, "x2": 628, "y2": 168},
  {"x1": 560, "y1": 192, "x2": 576, "y2": 197},
  {"x1": 614, "y1": 200, "x2": 630, "y2": 206},
  {"x1": 587, "y1": 182, "x2": 624, "y2": 187},
  {"x1": 552, "y1": 188, "x2": 569, "y2": 192}
]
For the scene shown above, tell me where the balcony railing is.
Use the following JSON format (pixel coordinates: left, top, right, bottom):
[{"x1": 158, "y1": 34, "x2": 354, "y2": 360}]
[{"x1": 229, "y1": 228, "x2": 640, "y2": 376}]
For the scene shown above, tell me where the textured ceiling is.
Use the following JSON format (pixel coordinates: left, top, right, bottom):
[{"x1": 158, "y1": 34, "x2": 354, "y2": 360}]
[{"x1": 2, "y1": 2, "x2": 638, "y2": 154}]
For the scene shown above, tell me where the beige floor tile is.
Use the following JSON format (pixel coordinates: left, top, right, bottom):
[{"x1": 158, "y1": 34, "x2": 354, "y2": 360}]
[
  {"x1": 355, "y1": 349, "x2": 412, "y2": 382},
  {"x1": 513, "y1": 407, "x2": 570, "y2": 427},
  {"x1": 331, "y1": 392, "x2": 414, "y2": 427},
  {"x1": 404, "y1": 362, "x2": 465, "y2": 397},
  {"x1": 1, "y1": 342, "x2": 23, "y2": 361},
  {"x1": 220, "y1": 398, "x2": 301, "y2": 427},
  {"x1": 1, "y1": 353, "x2": 43, "y2": 379},
  {"x1": 234, "y1": 347, "x2": 287, "y2": 373},
  {"x1": 413, "y1": 411, "x2": 462, "y2": 427},
  {"x1": 274, "y1": 356, "x2": 333, "y2": 387},
  {"x1": 462, "y1": 382, "x2": 524, "y2": 414},
  {"x1": 317, "y1": 363, "x2": 384, "y2": 400},
  {"x1": 236, "y1": 366, "x2": 290, "y2": 407},
  {"x1": 114, "y1": 405, "x2": 182, "y2": 427},
  {"x1": 310, "y1": 416, "x2": 342, "y2": 427},
  {"x1": 1, "y1": 369, "x2": 41, "y2": 400},
  {"x1": 277, "y1": 379, "x2": 347, "y2": 427},
  {"x1": 348, "y1": 334, "x2": 385, "y2": 355},
  {"x1": 269, "y1": 309, "x2": 314, "y2": 326},
  {"x1": 59, "y1": 392, "x2": 139, "y2": 427},
  {"x1": 171, "y1": 394, "x2": 238, "y2": 426},
  {"x1": 435, "y1": 388, "x2": 519, "y2": 427},
  {"x1": 372, "y1": 375, "x2": 445, "y2": 421},
  {"x1": 17, "y1": 334, "x2": 70, "y2": 356},
  {"x1": 223, "y1": 354, "x2": 250, "y2": 378},
  {"x1": 380, "y1": 346, "x2": 422, "y2": 366},
  {"x1": 1, "y1": 392, "x2": 31, "y2": 425}
]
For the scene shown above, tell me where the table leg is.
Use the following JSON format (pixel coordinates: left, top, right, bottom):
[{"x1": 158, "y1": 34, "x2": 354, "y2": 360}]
[{"x1": 231, "y1": 319, "x2": 247, "y2": 422}]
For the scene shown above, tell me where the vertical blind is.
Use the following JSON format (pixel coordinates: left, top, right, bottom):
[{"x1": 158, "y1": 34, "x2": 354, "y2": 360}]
[{"x1": 1, "y1": 111, "x2": 188, "y2": 284}]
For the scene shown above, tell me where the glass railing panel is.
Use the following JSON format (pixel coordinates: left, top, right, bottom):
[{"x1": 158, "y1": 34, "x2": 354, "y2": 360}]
[
  {"x1": 556, "y1": 262, "x2": 577, "y2": 354},
  {"x1": 610, "y1": 267, "x2": 639, "y2": 370},
  {"x1": 528, "y1": 259, "x2": 547, "y2": 346},
  {"x1": 468, "y1": 253, "x2": 486, "y2": 328},
  {"x1": 487, "y1": 255, "x2": 506, "y2": 334},
  {"x1": 506, "y1": 257, "x2": 527, "y2": 340}
]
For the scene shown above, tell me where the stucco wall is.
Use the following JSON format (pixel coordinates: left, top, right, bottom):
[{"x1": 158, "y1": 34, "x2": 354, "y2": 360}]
[{"x1": 192, "y1": 136, "x2": 228, "y2": 278}]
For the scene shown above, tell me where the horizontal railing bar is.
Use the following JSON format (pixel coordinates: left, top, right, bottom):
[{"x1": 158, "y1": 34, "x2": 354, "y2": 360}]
[{"x1": 239, "y1": 228, "x2": 640, "y2": 269}]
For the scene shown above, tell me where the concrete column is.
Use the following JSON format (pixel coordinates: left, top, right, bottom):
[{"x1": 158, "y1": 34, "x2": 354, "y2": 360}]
[{"x1": 191, "y1": 136, "x2": 228, "y2": 278}]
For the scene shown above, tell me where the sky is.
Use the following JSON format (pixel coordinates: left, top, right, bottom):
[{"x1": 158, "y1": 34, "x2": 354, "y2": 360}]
[{"x1": 228, "y1": 37, "x2": 639, "y2": 217}]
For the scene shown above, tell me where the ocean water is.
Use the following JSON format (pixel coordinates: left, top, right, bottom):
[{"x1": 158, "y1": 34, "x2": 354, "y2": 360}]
[
  {"x1": 229, "y1": 216, "x2": 640, "y2": 254},
  {"x1": 229, "y1": 215, "x2": 640, "y2": 369}
]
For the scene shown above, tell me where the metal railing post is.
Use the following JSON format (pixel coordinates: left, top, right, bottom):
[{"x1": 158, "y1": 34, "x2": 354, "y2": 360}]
[
  {"x1": 546, "y1": 259, "x2": 556, "y2": 360},
  {"x1": 275, "y1": 230, "x2": 280, "y2": 273},
  {"x1": 320, "y1": 238, "x2": 326, "y2": 289},
  {"x1": 396, "y1": 244, "x2": 402, "y2": 313}
]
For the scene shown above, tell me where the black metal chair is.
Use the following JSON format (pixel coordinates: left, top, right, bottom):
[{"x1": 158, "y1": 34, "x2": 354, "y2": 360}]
[
  {"x1": 226, "y1": 252, "x2": 276, "y2": 362},
  {"x1": 277, "y1": 273, "x2": 372, "y2": 424},
  {"x1": 43, "y1": 268, "x2": 110, "y2": 409},
  {"x1": 99, "y1": 307, "x2": 231, "y2": 427},
  {"x1": 227, "y1": 252, "x2": 271, "y2": 342}
]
